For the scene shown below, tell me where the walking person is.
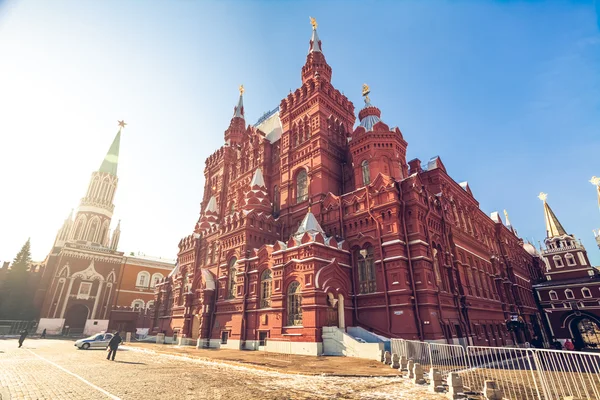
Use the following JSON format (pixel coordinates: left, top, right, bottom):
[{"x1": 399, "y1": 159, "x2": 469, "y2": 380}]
[
  {"x1": 106, "y1": 331, "x2": 122, "y2": 361},
  {"x1": 18, "y1": 329, "x2": 28, "y2": 348},
  {"x1": 40, "y1": 329, "x2": 47, "y2": 339}
]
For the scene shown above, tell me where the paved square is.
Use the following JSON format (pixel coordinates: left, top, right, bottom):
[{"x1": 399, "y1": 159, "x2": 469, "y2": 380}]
[{"x1": 0, "y1": 339, "x2": 444, "y2": 399}]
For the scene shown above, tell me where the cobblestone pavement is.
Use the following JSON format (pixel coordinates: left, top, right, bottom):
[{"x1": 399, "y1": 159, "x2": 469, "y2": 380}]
[{"x1": 0, "y1": 339, "x2": 445, "y2": 400}]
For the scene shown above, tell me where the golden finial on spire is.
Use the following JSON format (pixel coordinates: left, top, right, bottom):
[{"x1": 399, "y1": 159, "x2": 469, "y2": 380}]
[
  {"x1": 590, "y1": 176, "x2": 600, "y2": 186},
  {"x1": 117, "y1": 120, "x2": 127, "y2": 129},
  {"x1": 362, "y1": 83, "x2": 370, "y2": 104},
  {"x1": 538, "y1": 192, "x2": 548, "y2": 202},
  {"x1": 309, "y1": 16, "x2": 317, "y2": 30},
  {"x1": 239, "y1": 85, "x2": 244, "y2": 95}
]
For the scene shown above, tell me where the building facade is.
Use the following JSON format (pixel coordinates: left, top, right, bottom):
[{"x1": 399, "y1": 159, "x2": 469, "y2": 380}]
[
  {"x1": 109, "y1": 255, "x2": 175, "y2": 335},
  {"x1": 34, "y1": 123, "x2": 174, "y2": 336},
  {"x1": 153, "y1": 21, "x2": 544, "y2": 354},
  {"x1": 533, "y1": 194, "x2": 600, "y2": 350}
]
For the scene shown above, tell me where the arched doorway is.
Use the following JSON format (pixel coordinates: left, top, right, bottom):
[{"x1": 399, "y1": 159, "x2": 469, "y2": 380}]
[
  {"x1": 64, "y1": 304, "x2": 89, "y2": 336},
  {"x1": 570, "y1": 315, "x2": 600, "y2": 350},
  {"x1": 326, "y1": 293, "x2": 339, "y2": 327}
]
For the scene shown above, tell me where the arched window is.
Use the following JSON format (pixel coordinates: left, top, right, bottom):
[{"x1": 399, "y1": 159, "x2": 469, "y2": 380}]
[
  {"x1": 87, "y1": 219, "x2": 98, "y2": 242},
  {"x1": 273, "y1": 186, "x2": 280, "y2": 215},
  {"x1": 132, "y1": 300, "x2": 145, "y2": 311},
  {"x1": 565, "y1": 253, "x2": 576, "y2": 266},
  {"x1": 296, "y1": 170, "x2": 308, "y2": 203},
  {"x1": 230, "y1": 201, "x2": 236, "y2": 215},
  {"x1": 146, "y1": 300, "x2": 154, "y2": 310},
  {"x1": 549, "y1": 290, "x2": 558, "y2": 300},
  {"x1": 136, "y1": 271, "x2": 151, "y2": 288},
  {"x1": 582, "y1": 287, "x2": 592, "y2": 298},
  {"x1": 227, "y1": 257, "x2": 237, "y2": 299},
  {"x1": 361, "y1": 160, "x2": 370, "y2": 186},
  {"x1": 357, "y1": 246, "x2": 376, "y2": 294},
  {"x1": 287, "y1": 281, "x2": 302, "y2": 326},
  {"x1": 151, "y1": 273, "x2": 164, "y2": 288},
  {"x1": 260, "y1": 269, "x2": 272, "y2": 308},
  {"x1": 432, "y1": 248, "x2": 447, "y2": 292},
  {"x1": 73, "y1": 218, "x2": 85, "y2": 240},
  {"x1": 565, "y1": 289, "x2": 574, "y2": 299}
]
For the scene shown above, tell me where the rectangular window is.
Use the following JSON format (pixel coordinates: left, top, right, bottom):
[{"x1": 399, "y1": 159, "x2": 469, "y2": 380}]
[{"x1": 77, "y1": 282, "x2": 92, "y2": 300}]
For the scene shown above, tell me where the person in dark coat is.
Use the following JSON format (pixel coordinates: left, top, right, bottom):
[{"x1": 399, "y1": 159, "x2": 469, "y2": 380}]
[
  {"x1": 41, "y1": 329, "x2": 47, "y2": 339},
  {"x1": 530, "y1": 335, "x2": 544, "y2": 349},
  {"x1": 106, "y1": 331, "x2": 122, "y2": 361},
  {"x1": 18, "y1": 329, "x2": 28, "y2": 348}
]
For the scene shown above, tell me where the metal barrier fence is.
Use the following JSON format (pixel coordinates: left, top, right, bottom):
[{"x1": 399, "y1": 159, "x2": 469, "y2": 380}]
[
  {"x1": 262, "y1": 339, "x2": 292, "y2": 363},
  {"x1": 429, "y1": 342, "x2": 468, "y2": 381},
  {"x1": 390, "y1": 338, "x2": 600, "y2": 400},
  {"x1": 464, "y1": 346, "x2": 541, "y2": 400},
  {"x1": 0, "y1": 320, "x2": 37, "y2": 335},
  {"x1": 535, "y1": 348, "x2": 600, "y2": 400}
]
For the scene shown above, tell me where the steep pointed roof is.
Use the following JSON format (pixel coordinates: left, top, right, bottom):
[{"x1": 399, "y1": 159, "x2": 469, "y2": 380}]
[
  {"x1": 205, "y1": 196, "x2": 218, "y2": 213},
  {"x1": 539, "y1": 193, "x2": 567, "y2": 238},
  {"x1": 99, "y1": 128, "x2": 121, "y2": 175},
  {"x1": 296, "y1": 211, "x2": 325, "y2": 235},
  {"x1": 309, "y1": 27, "x2": 322, "y2": 53},
  {"x1": 542, "y1": 200, "x2": 567, "y2": 237},
  {"x1": 233, "y1": 86, "x2": 245, "y2": 119},
  {"x1": 250, "y1": 168, "x2": 265, "y2": 187}
]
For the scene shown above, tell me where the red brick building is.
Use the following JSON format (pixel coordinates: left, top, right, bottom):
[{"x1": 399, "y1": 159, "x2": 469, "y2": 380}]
[
  {"x1": 533, "y1": 193, "x2": 600, "y2": 350},
  {"x1": 154, "y1": 21, "x2": 544, "y2": 354}
]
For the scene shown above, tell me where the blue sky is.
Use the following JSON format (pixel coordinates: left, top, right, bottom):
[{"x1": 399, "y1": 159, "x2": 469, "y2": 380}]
[{"x1": 0, "y1": 0, "x2": 599, "y2": 265}]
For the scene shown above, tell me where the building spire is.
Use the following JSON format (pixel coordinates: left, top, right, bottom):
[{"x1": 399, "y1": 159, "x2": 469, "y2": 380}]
[
  {"x1": 503, "y1": 209, "x2": 512, "y2": 227},
  {"x1": 233, "y1": 85, "x2": 245, "y2": 119},
  {"x1": 302, "y1": 17, "x2": 331, "y2": 83},
  {"x1": 308, "y1": 17, "x2": 322, "y2": 53},
  {"x1": 99, "y1": 120, "x2": 124, "y2": 176},
  {"x1": 538, "y1": 192, "x2": 567, "y2": 238}
]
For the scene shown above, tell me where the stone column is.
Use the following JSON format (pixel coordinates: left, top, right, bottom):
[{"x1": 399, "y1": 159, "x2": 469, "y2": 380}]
[
  {"x1": 59, "y1": 278, "x2": 75, "y2": 318},
  {"x1": 91, "y1": 280, "x2": 104, "y2": 319}
]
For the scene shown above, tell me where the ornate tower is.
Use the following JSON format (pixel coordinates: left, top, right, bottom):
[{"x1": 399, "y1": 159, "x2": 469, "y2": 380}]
[
  {"x1": 348, "y1": 85, "x2": 408, "y2": 188},
  {"x1": 538, "y1": 192, "x2": 595, "y2": 279},
  {"x1": 59, "y1": 121, "x2": 125, "y2": 248},
  {"x1": 278, "y1": 17, "x2": 355, "y2": 232},
  {"x1": 224, "y1": 85, "x2": 245, "y2": 146},
  {"x1": 591, "y1": 176, "x2": 600, "y2": 250}
]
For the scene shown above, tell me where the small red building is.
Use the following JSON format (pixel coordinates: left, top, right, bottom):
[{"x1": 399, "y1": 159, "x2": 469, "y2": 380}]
[
  {"x1": 533, "y1": 194, "x2": 600, "y2": 350},
  {"x1": 153, "y1": 20, "x2": 545, "y2": 354}
]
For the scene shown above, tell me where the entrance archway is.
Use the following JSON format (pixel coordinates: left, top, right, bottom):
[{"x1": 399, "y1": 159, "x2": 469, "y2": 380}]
[
  {"x1": 570, "y1": 315, "x2": 600, "y2": 350},
  {"x1": 64, "y1": 304, "x2": 89, "y2": 336}
]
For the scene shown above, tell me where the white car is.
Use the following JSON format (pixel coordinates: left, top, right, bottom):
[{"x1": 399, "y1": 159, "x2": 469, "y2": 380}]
[{"x1": 74, "y1": 332, "x2": 114, "y2": 350}]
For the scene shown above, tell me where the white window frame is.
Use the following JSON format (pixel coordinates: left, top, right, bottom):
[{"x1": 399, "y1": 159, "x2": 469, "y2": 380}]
[
  {"x1": 77, "y1": 282, "x2": 93, "y2": 300},
  {"x1": 565, "y1": 289, "x2": 574, "y2": 299},
  {"x1": 131, "y1": 299, "x2": 145, "y2": 311},
  {"x1": 146, "y1": 300, "x2": 154, "y2": 310},
  {"x1": 553, "y1": 255, "x2": 564, "y2": 268},
  {"x1": 581, "y1": 287, "x2": 592, "y2": 298},
  {"x1": 549, "y1": 290, "x2": 558, "y2": 300},
  {"x1": 565, "y1": 253, "x2": 576, "y2": 266},
  {"x1": 136, "y1": 271, "x2": 151, "y2": 288},
  {"x1": 563, "y1": 302, "x2": 572, "y2": 309},
  {"x1": 151, "y1": 273, "x2": 164, "y2": 288}
]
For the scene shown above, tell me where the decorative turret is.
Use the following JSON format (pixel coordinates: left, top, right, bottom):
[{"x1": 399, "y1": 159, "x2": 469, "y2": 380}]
[
  {"x1": 590, "y1": 176, "x2": 600, "y2": 250},
  {"x1": 197, "y1": 196, "x2": 219, "y2": 233},
  {"x1": 109, "y1": 220, "x2": 121, "y2": 250},
  {"x1": 224, "y1": 85, "x2": 246, "y2": 145},
  {"x1": 243, "y1": 168, "x2": 271, "y2": 213},
  {"x1": 349, "y1": 85, "x2": 408, "y2": 187},
  {"x1": 69, "y1": 121, "x2": 125, "y2": 246},
  {"x1": 537, "y1": 192, "x2": 594, "y2": 278},
  {"x1": 53, "y1": 209, "x2": 74, "y2": 248},
  {"x1": 301, "y1": 17, "x2": 332, "y2": 84}
]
